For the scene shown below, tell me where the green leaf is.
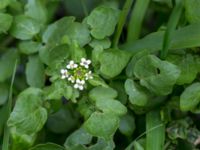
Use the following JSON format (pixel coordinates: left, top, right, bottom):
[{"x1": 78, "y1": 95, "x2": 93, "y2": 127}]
[
  {"x1": 0, "y1": 83, "x2": 9, "y2": 105},
  {"x1": 25, "y1": 55, "x2": 45, "y2": 88},
  {"x1": 29, "y1": 143, "x2": 65, "y2": 150},
  {"x1": 126, "y1": 50, "x2": 149, "y2": 77},
  {"x1": 146, "y1": 110, "x2": 165, "y2": 150},
  {"x1": 43, "y1": 17, "x2": 90, "y2": 48},
  {"x1": 0, "y1": 0, "x2": 10, "y2": 9},
  {"x1": 134, "y1": 55, "x2": 180, "y2": 95},
  {"x1": 83, "y1": 112, "x2": 119, "y2": 140},
  {"x1": 64, "y1": 128, "x2": 92, "y2": 148},
  {"x1": 89, "y1": 86, "x2": 117, "y2": 102},
  {"x1": 95, "y1": 98, "x2": 127, "y2": 116},
  {"x1": 0, "y1": 49, "x2": 18, "y2": 82},
  {"x1": 185, "y1": 0, "x2": 200, "y2": 24},
  {"x1": 7, "y1": 87, "x2": 47, "y2": 148},
  {"x1": 119, "y1": 114, "x2": 135, "y2": 137},
  {"x1": 48, "y1": 44, "x2": 70, "y2": 66},
  {"x1": 125, "y1": 79, "x2": 149, "y2": 106},
  {"x1": 47, "y1": 108, "x2": 78, "y2": 134},
  {"x1": 44, "y1": 80, "x2": 73, "y2": 100},
  {"x1": 89, "y1": 38, "x2": 111, "y2": 50},
  {"x1": 122, "y1": 23, "x2": 200, "y2": 54},
  {"x1": 180, "y1": 82, "x2": 200, "y2": 111},
  {"x1": 86, "y1": 6, "x2": 120, "y2": 39},
  {"x1": 18, "y1": 41, "x2": 41, "y2": 55},
  {"x1": 25, "y1": 0, "x2": 47, "y2": 24},
  {"x1": 0, "y1": 13, "x2": 13, "y2": 34},
  {"x1": 99, "y1": 49, "x2": 131, "y2": 78},
  {"x1": 10, "y1": 15, "x2": 40, "y2": 40},
  {"x1": 89, "y1": 138, "x2": 115, "y2": 150},
  {"x1": 166, "y1": 54, "x2": 199, "y2": 85}
]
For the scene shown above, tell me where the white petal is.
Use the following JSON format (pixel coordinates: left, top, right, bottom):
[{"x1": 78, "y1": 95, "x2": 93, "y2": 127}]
[
  {"x1": 79, "y1": 85, "x2": 84, "y2": 90},
  {"x1": 74, "y1": 84, "x2": 79, "y2": 89},
  {"x1": 60, "y1": 69, "x2": 66, "y2": 74},
  {"x1": 61, "y1": 75, "x2": 66, "y2": 79},
  {"x1": 87, "y1": 60, "x2": 91, "y2": 64},
  {"x1": 66, "y1": 65, "x2": 71, "y2": 69},
  {"x1": 84, "y1": 65, "x2": 89, "y2": 68},
  {"x1": 69, "y1": 60, "x2": 74, "y2": 64},
  {"x1": 76, "y1": 79, "x2": 81, "y2": 83},
  {"x1": 74, "y1": 64, "x2": 78, "y2": 68},
  {"x1": 81, "y1": 58, "x2": 86, "y2": 62},
  {"x1": 80, "y1": 80, "x2": 85, "y2": 84}
]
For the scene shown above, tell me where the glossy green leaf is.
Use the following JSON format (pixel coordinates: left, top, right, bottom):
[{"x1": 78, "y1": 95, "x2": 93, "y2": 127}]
[
  {"x1": 89, "y1": 138, "x2": 115, "y2": 150},
  {"x1": 86, "y1": 6, "x2": 120, "y2": 39},
  {"x1": 96, "y1": 98, "x2": 127, "y2": 116},
  {"x1": 47, "y1": 108, "x2": 78, "y2": 134},
  {"x1": 0, "y1": 13, "x2": 13, "y2": 33},
  {"x1": 0, "y1": 49, "x2": 18, "y2": 82},
  {"x1": 166, "y1": 54, "x2": 199, "y2": 85},
  {"x1": 7, "y1": 87, "x2": 47, "y2": 149},
  {"x1": 134, "y1": 55, "x2": 180, "y2": 95},
  {"x1": 99, "y1": 49, "x2": 131, "y2": 78},
  {"x1": 89, "y1": 86, "x2": 117, "y2": 102},
  {"x1": 18, "y1": 41, "x2": 41, "y2": 55},
  {"x1": 119, "y1": 114, "x2": 135, "y2": 137},
  {"x1": 125, "y1": 79, "x2": 149, "y2": 106},
  {"x1": 0, "y1": 0, "x2": 10, "y2": 9},
  {"x1": 64, "y1": 128, "x2": 92, "y2": 148},
  {"x1": 180, "y1": 82, "x2": 200, "y2": 111},
  {"x1": 0, "y1": 83, "x2": 9, "y2": 105},
  {"x1": 185, "y1": 0, "x2": 200, "y2": 24},
  {"x1": 83, "y1": 112, "x2": 119, "y2": 140},
  {"x1": 29, "y1": 143, "x2": 65, "y2": 150},
  {"x1": 89, "y1": 38, "x2": 111, "y2": 50},
  {"x1": 25, "y1": 55, "x2": 45, "y2": 88},
  {"x1": 48, "y1": 44, "x2": 70, "y2": 66},
  {"x1": 10, "y1": 15, "x2": 40, "y2": 40},
  {"x1": 25, "y1": 0, "x2": 47, "y2": 24},
  {"x1": 43, "y1": 17, "x2": 90, "y2": 48}
]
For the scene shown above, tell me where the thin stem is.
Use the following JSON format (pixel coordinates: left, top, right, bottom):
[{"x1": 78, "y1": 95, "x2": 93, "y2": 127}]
[
  {"x1": 113, "y1": 0, "x2": 134, "y2": 48},
  {"x1": 125, "y1": 123, "x2": 164, "y2": 150},
  {"x1": 160, "y1": 0, "x2": 183, "y2": 59},
  {"x1": 2, "y1": 60, "x2": 18, "y2": 150},
  {"x1": 81, "y1": 0, "x2": 88, "y2": 17},
  {"x1": 127, "y1": 0, "x2": 150, "y2": 42}
]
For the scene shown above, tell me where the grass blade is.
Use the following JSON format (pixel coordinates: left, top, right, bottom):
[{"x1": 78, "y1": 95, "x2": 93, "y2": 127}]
[
  {"x1": 121, "y1": 23, "x2": 200, "y2": 54},
  {"x1": 127, "y1": 0, "x2": 150, "y2": 42},
  {"x1": 146, "y1": 110, "x2": 165, "y2": 150},
  {"x1": 113, "y1": 0, "x2": 134, "y2": 48},
  {"x1": 2, "y1": 60, "x2": 18, "y2": 150},
  {"x1": 160, "y1": 0, "x2": 183, "y2": 59}
]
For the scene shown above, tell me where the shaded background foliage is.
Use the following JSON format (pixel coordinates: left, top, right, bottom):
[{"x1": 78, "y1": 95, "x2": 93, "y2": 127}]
[{"x1": 0, "y1": 0, "x2": 200, "y2": 150}]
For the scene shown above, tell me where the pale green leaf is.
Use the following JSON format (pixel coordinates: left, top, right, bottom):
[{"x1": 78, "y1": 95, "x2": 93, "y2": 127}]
[
  {"x1": 86, "y1": 6, "x2": 120, "y2": 39},
  {"x1": 25, "y1": 55, "x2": 45, "y2": 88},
  {"x1": 83, "y1": 112, "x2": 119, "y2": 140},
  {"x1": 0, "y1": 13, "x2": 13, "y2": 33},
  {"x1": 180, "y1": 82, "x2": 200, "y2": 111}
]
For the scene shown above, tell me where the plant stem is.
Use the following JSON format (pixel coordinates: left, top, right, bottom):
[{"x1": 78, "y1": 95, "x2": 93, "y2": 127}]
[
  {"x1": 81, "y1": 0, "x2": 88, "y2": 17},
  {"x1": 160, "y1": 0, "x2": 183, "y2": 60},
  {"x1": 127, "y1": 0, "x2": 150, "y2": 42},
  {"x1": 2, "y1": 60, "x2": 18, "y2": 150},
  {"x1": 113, "y1": 0, "x2": 134, "y2": 48}
]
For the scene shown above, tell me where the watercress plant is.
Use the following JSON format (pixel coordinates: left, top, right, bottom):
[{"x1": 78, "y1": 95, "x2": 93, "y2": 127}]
[{"x1": 1, "y1": 0, "x2": 200, "y2": 150}]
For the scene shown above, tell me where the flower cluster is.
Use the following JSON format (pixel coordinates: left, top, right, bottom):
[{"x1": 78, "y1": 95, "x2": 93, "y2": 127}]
[{"x1": 60, "y1": 58, "x2": 93, "y2": 90}]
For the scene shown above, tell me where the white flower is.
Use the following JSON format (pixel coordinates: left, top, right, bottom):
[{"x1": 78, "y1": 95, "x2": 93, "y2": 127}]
[
  {"x1": 80, "y1": 58, "x2": 91, "y2": 69},
  {"x1": 68, "y1": 75, "x2": 75, "y2": 83},
  {"x1": 74, "y1": 79, "x2": 85, "y2": 90},
  {"x1": 66, "y1": 60, "x2": 78, "y2": 69},
  {"x1": 85, "y1": 71, "x2": 93, "y2": 80},
  {"x1": 60, "y1": 69, "x2": 69, "y2": 79}
]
